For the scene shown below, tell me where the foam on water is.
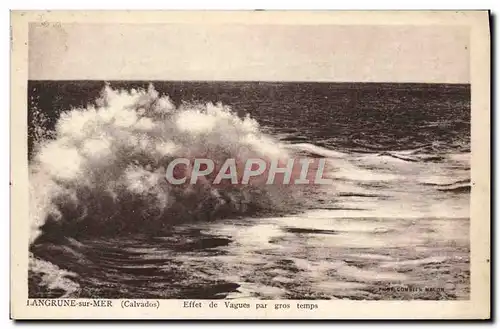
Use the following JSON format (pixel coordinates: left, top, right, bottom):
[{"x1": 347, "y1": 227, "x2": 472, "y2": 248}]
[{"x1": 28, "y1": 253, "x2": 80, "y2": 297}]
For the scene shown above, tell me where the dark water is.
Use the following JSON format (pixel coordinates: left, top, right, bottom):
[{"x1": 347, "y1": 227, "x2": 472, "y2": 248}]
[
  {"x1": 28, "y1": 81, "x2": 470, "y2": 155},
  {"x1": 28, "y1": 81, "x2": 471, "y2": 300}
]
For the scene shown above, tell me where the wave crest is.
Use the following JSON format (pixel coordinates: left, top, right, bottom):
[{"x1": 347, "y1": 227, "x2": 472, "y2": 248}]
[{"x1": 30, "y1": 84, "x2": 301, "y2": 244}]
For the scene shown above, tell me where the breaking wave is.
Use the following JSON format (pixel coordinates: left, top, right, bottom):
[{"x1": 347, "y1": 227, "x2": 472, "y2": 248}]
[{"x1": 29, "y1": 85, "x2": 306, "y2": 244}]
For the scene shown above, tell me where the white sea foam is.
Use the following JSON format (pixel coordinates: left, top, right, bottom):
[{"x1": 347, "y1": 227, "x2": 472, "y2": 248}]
[{"x1": 29, "y1": 85, "x2": 301, "y2": 243}]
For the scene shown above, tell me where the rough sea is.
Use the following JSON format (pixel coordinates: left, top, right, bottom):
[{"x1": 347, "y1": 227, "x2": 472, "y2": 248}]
[{"x1": 28, "y1": 81, "x2": 470, "y2": 300}]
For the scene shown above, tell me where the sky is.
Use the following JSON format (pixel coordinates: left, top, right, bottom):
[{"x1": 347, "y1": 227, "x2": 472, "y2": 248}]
[{"x1": 28, "y1": 23, "x2": 470, "y2": 83}]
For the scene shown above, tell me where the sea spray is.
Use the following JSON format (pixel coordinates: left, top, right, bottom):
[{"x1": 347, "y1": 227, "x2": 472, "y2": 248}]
[
  {"x1": 29, "y1": 84, "x2": 310, "y2": 244},
  {"x1": 28, "y1": 252, "x2": 80, "y2": 298}
]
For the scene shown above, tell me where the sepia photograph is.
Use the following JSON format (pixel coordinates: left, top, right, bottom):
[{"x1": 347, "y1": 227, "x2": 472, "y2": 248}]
[{"x1": 11, "y1": 10, "x2": 490, "y2": 319}]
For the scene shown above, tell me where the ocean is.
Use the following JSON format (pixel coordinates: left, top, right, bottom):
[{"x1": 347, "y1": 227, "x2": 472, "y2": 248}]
[{"x1": 28, "y1": 81, "x2": 470, "y2": 300}]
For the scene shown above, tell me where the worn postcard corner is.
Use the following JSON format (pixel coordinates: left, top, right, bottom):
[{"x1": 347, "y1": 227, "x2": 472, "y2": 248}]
[{"x1": 10, "y1": 10, "x2": 490, "y2": 320}]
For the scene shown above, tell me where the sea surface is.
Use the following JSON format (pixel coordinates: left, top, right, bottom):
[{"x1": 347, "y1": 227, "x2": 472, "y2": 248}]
[{"x1": 28, "y1": 81, "x2": 470, "y2": 300}]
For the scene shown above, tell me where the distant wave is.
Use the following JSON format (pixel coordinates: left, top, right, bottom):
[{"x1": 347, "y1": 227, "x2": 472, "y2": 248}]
[
  {"x1": 29, "y1": 84, "x2": 304, "y2": 244},
  {"x1": 436, "y1": 185, "x2": 471, "y2": 193},
  {"x1": 378, "y1": 152, "x2": 445, "y2": 163},
  {"x1": 422, "y1": 178, "x2": 471, "y2": 187},
  {"x1": 421, "y1": 178, "x2": 471, "y2": 193},
  {"x1": 285, "y1": 143, "x2": 347, "y2": 159},
  {"x1": 279, "y1": 135, "x2": 309, "y2": 143}
]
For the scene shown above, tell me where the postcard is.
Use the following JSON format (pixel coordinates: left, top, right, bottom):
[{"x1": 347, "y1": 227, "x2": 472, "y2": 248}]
[{"x1": 10, "y1": 10, "x2": 490, "y2": 320}]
